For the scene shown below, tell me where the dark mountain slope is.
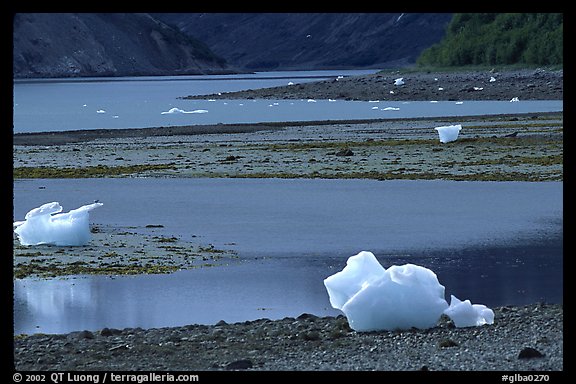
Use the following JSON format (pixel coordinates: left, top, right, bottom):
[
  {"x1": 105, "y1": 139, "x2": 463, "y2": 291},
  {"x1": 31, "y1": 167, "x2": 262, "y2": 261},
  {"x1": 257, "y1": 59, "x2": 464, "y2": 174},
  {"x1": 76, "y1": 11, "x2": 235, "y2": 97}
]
[
  {"x1": 13, "y1": 13, "x2": 230, "y2": 78},
  {"x1": 155, "y1": 13, "x2": 453, "y2": 71}
]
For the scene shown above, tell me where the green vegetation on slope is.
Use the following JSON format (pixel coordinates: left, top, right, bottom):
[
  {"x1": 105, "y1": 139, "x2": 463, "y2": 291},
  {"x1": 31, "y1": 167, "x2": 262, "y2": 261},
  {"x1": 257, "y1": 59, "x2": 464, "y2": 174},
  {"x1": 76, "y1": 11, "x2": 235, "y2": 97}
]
[{"x1": 417, "y1": 13, "x2": 563, "y2": 67}]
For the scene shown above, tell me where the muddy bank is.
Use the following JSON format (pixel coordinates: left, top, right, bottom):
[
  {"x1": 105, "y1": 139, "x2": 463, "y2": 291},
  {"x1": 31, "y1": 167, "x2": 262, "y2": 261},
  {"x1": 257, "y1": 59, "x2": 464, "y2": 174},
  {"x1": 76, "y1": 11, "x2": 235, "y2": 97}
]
[
  {"x1": 13, "y1": 224, "x2": 237, "y2": 279},
  {"x1": 14, "y1": 113, "x2": 563, "y2": 182}
]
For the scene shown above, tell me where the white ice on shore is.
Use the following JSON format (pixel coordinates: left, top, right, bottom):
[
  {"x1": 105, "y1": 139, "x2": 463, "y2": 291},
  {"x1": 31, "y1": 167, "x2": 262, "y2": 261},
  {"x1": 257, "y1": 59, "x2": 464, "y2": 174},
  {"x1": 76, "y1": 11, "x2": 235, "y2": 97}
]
[
  {"x1": 394, "y1": 77, "x2": 405, "y2": 86},
  {"x1": 13, "y1": 202, "x2": 103, "y2": 246},
  {"x1": 434, "y1": 124, "x2": 462, "y2": 143},
  {"x1": 324, "y1": 251, "x2": 494, "y2": 331},
  {"x1": 324, "y1": 251, "x2": 449, "y2": 331},
  {"x1": 443, "y1": 295, "x2": 495, "y2": 327}
]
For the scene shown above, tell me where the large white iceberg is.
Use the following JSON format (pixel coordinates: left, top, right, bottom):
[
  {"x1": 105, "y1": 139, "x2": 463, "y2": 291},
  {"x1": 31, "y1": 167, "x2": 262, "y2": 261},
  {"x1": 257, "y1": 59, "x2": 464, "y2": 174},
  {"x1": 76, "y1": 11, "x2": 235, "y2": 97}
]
[
  {"x1": 434, "y1": 124, "x2": 462, "y2": 143},
  {"x1": 13, "y1": 202, "x2": 103, "y2": 246},
  {"x1": 324, "y1": 251, "x2": 449, "y2": 331},
  {"x1": 324, "y1": 251, "x2": 494, "y2": 332}
]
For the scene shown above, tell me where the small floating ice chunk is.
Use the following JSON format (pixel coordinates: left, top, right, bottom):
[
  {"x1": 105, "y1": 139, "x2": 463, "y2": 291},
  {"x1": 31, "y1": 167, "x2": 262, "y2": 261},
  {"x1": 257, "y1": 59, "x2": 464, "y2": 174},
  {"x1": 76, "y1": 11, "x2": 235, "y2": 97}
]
[
  {"x1": 382, "y1": 106, "x2": 400, "y2": 111},
  {"x1": 161, "y1": 107, "x2": 208, "y2": 114},
  {"x1": 434, "y1": 124, "x2": 462, "y2": 143},
  {"x1": 307, "y1": 99, "x2": 317, "y2": 103},
  {"x1": 430, "y1": 100, "x2": 438, "y2": 103},
  {"x1": 371, "y1": 106, "x2": 379, "y2": 110},
  {"x1": 455, "y1": 101, "x2": 464, "y2": 105},
  {"x1": 13, "y1": 202, "x2": 103, "y2": 246},
  {"x1": 443, "y1": 295, "x2": 494, "y2": 327},
  {"x1": 394, "y1": 77, "x2": 405, "y2": 86},
  {"x1": 96, "y1": 109, "x2": 106, "y2": 113},
  {"x1": 328, "y1": 99, "x2": 337, "y2": 102},
  {"x1": 510, "y1": 97, "x2": 520, "y2": 102},
  {"x1": 324, "y1": 251, "x2": 449, "y2": 332},
  {"x1": 368, "y1": 100, "x2": 380, "y2": 103}
]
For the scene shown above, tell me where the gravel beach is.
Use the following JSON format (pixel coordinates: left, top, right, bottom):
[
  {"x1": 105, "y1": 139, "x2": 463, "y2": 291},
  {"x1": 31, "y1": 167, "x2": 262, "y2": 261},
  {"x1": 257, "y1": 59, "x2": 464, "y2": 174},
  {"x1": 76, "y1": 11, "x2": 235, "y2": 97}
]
[
  {"x1": 183, "y1": 68, "x2": 563, "y2": 102},
  {"x1": 13, "y1": 68, "x2": 563, "y2": 372},
  {"x1": 14, "y1": 304, "x2": 563, "y2": 371}
]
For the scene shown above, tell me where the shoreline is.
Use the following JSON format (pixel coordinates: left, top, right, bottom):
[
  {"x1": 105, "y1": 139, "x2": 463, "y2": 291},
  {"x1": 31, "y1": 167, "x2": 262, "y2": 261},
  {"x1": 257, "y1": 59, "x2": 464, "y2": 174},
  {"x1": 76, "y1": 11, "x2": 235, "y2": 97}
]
[
  {"x1": 14, "y1": 303, "x2": 563, "y2": 371},
  {"x1": 183, "y1": 68, "x2": 563, "y2": 102},
  {"x1": 13, "y1": 111, "x2": 562, "y2": 146}
]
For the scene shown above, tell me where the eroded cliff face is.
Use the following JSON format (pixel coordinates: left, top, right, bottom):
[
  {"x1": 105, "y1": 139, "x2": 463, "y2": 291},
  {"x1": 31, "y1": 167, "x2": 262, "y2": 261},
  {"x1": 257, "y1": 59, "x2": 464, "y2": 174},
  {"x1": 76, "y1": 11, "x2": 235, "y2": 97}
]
[
  {"x1": 155, "y1": 13, "x2": 453, "y2": 71},
  {"x1": 13, "y1": 13, "x2": 229, "y2": 78}
]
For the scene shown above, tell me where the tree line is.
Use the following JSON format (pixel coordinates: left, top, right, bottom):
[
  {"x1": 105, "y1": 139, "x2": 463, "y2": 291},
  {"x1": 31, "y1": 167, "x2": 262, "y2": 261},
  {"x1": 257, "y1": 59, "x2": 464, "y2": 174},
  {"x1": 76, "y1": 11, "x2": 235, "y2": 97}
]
[{"x1": 417, "y1": 13, "x2": 563, "y2": 67}]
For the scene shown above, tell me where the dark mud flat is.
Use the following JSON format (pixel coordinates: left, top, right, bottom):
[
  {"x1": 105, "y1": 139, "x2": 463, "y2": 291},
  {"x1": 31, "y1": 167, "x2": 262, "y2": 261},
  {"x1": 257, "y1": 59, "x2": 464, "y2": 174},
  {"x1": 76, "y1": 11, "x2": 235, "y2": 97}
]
[{"x1": 14, "y1": 303, "x2": 562, "y2": 371}]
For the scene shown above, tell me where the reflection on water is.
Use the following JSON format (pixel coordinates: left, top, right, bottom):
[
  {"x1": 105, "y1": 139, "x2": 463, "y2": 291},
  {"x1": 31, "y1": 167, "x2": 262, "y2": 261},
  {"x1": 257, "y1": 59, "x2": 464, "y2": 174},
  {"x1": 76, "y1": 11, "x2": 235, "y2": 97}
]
[
  {"x1": 14, "y1": 241, "x2": 562, "y2": 335},
  {"x1": 13, "y1": 179, "x2": 562, "y2": 335}
]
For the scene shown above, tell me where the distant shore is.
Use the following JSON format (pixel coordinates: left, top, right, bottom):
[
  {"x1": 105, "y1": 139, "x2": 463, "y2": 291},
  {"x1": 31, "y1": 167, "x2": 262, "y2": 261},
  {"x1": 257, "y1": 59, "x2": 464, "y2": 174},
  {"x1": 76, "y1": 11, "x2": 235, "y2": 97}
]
[{"x1": 183, "y1": 68, "x2": 563, "y2": 102}]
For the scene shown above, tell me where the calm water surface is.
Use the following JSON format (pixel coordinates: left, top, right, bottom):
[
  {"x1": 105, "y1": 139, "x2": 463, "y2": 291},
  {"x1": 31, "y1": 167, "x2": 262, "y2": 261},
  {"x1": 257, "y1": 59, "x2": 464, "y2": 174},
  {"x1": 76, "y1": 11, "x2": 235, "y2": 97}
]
[
  {"x1": 13, "y1": 178, "x2": 563, "y2": 335},
  {"x1": 13, "y1": 70, "x2": 563, "y2": 133}
]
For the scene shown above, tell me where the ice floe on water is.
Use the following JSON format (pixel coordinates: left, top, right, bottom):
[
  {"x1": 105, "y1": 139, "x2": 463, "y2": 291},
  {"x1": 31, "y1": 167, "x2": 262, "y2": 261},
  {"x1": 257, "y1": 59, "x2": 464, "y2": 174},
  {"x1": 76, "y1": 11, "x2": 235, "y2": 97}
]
[
  {"x1": 324, "y1": 251, "x2": 494, "y2": 331},
  {"x1": 161, "y1": 107, "x2": 208, "y2": 115},
  {"x1": 13, "y1": 202, "x2": 103, "y2": 246}
]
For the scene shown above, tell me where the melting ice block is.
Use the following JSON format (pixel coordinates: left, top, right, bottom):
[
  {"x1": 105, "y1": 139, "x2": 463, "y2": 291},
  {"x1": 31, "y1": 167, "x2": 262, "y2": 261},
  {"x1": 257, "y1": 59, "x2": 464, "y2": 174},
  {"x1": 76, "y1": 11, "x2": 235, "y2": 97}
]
[
  {"x1": 13, "y1": 202, "x2": 103, "y2": 246},
  {"x1": 443, "y1": 295, "x2": 495, "y2": 327},
  {"x1": 434, "y1": 124, "x2": 462, "y2": 143},
  {"x1": 324, "y1": 251, "x2": 449, "y2": 332}
]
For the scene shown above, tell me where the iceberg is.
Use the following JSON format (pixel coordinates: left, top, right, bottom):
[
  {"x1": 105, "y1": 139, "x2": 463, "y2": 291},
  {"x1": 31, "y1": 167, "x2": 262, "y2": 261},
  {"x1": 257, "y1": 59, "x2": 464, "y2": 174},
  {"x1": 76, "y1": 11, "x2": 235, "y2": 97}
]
[
  {"x1": 324, "y1": 251, "x2": 449, "y2": 331},
  {"x1": 324, "y1": 251, "x2": 494, "y2": 332},
  {"x1": 434, "y1": 124, "x2": 462, "y2": 143},
  {"x1": 13, "y1": 202, "x2": 103, "y2": 246},
  {"x1": 443, "y1": 295, "x2": 495, "y2": 327}
]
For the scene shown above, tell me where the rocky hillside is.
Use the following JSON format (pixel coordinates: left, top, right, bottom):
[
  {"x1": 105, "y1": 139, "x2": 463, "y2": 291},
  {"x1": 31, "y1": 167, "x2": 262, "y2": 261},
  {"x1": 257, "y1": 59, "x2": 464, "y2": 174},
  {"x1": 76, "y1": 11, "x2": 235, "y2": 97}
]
[
  {"x1": 13, "y1": 13, "x2": 230, "y2": 78},
  {"x1": 155, "y1": 13, "x2": 453, "y2": 71}
]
